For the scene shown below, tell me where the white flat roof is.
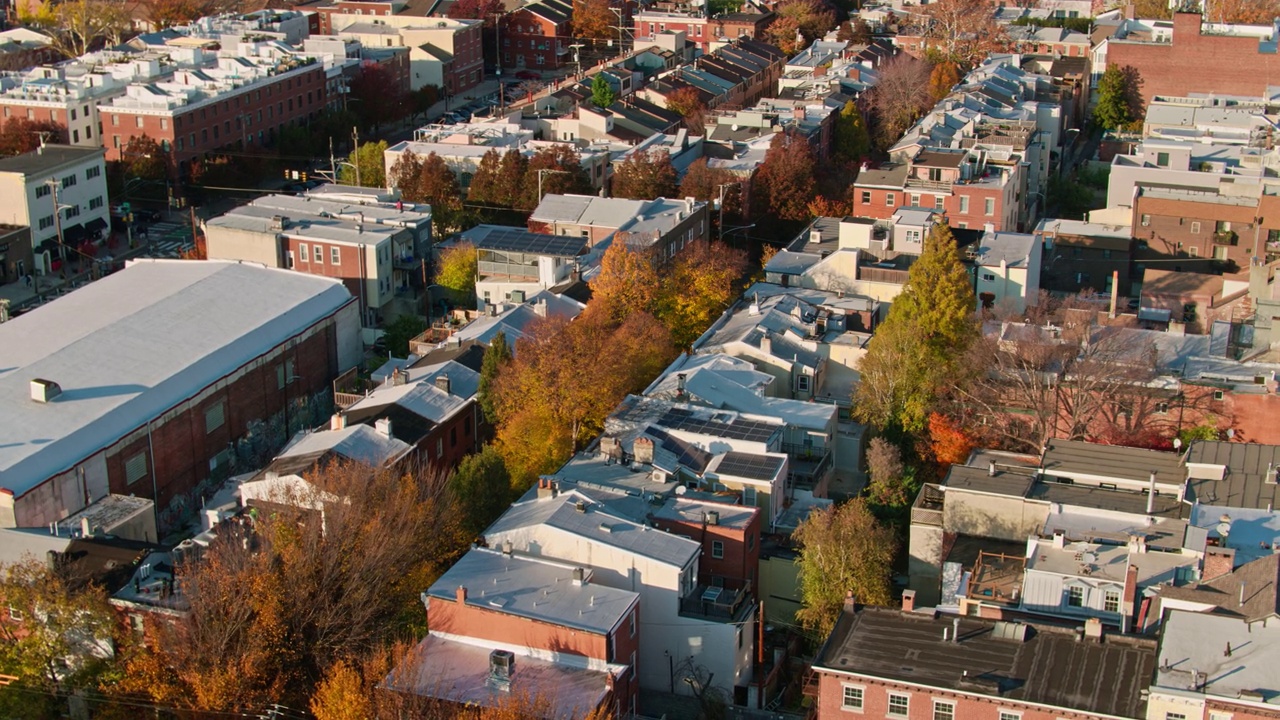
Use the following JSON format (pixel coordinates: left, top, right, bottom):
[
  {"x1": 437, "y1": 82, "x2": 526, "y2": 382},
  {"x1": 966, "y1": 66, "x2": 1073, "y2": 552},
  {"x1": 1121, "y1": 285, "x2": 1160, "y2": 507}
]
[{"x1": 0, "y1": 260, "x2": 355, "y2": 497}]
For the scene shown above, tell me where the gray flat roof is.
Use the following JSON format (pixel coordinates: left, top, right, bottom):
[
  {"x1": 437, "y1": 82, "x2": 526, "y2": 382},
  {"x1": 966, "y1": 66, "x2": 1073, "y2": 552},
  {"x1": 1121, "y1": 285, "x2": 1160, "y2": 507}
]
[
  {"x1": 815, "y1": 607, "x2": 1157, "y2": 718},
  {"x1": 0, "y1": 144, "x2": 104, "y2": 177},
  {"x1": 1041, "y1": 439, "x2": 1186, "y2": 487},
  {"x1": 1185, "y1": 440, "x2": 1280, "y2": 510},
  {"x1": 427, "y1": 547, "x2": 637, "y2": 635},
  {"x1": 0, "y1": 260, "x2": 354, "y2": 496},
  {"x1": 944, "y1": 464, "x2": 1187, "y2": 518},
  {"x1": 1155, "y1": 610, "x2": 1280, "y2": 703},
  {"x1": 209, "y1": 205, "x2": 404, "y2": 246}
]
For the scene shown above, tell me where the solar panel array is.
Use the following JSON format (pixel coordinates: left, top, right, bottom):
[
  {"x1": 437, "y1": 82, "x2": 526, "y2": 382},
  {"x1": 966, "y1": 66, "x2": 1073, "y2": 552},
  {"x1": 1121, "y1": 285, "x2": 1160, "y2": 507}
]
[
  {"x1": 657, "y1": 408, "x2": 777, "y2": 443},
  {"x1": 715, "y1": 451, "x2": 784, "y2": 480},
  {"x1": 470, "y1": 226, "x2": 586, "y2": 257}
]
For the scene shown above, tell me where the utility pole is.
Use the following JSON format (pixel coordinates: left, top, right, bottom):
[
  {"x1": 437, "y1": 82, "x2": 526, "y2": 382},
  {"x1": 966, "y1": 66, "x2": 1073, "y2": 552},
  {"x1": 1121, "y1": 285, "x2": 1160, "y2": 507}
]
[
  {"x1": 351, "y1": 127, "x2": 361, "y2": 187},
  {"x1": 537, "y1": 168, "x2": 569, "y2": 202},
  {"x1": 45, "y1": 178, "x2": 66, "y2": 266},
  {"x1": 329, "y1": 136, "x2": 337, "y2": 184}
]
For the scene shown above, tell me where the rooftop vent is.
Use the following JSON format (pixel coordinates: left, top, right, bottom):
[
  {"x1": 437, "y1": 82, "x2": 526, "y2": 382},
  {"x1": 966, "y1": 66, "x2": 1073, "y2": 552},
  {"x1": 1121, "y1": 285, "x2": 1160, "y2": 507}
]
[{"x1": 30, "y1": 378, "x2": 61, "y2": 403}]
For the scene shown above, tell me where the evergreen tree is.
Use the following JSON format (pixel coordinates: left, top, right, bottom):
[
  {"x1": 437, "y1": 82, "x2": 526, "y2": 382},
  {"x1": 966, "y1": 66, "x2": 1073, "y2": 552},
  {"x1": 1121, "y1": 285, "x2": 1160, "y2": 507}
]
[
  {"x1": 478, "y1": 331, "x2": 513, "y2": 425},
  {"x1": 591, "y1": 74, "x2": 616, "y2": 109},
  {"x1": 832, "y1": 100, "x2": 870, "y2": 164},
  {"x1": 1094, "y1": 65, "x2": 1143, "y2": 131},
  {"x1": 448, "y1": 446, "x2": 513, "y2": 533},
  {"x1": 854, "y1": 221, "x2": 977, "y2": 432}
]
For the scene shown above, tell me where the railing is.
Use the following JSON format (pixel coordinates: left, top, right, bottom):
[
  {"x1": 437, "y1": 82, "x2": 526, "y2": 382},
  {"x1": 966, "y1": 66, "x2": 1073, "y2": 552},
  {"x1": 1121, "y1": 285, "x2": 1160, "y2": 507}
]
[
  {"x1": 333, "y1": 366, "x2": 373, "y2": 409},
  {"x1": 911, "y1": 505, "x2": 943, "y2": 526},
  {"x1": 679, "y1": 581, "x2": 751, "y2": 621},
  {"x1": 905, "y1": 176, "x2": 953, "y2": 191},
  {"x1": 478, "y1": 260, "x2": 538, "y2": 279},
  {"x1": 1213, "y1": 230, "x2": 1238, "y2": 246}
]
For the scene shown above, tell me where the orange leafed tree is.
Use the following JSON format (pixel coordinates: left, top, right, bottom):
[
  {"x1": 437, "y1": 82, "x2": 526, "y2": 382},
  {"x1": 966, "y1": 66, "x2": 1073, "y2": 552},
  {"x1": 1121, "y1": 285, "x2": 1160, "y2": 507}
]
[
  {"x1": 590, "y1": 235, "x2": 660, "y2": 321},
  {"x1": 655, "y1": 239, "x2": 749, "y2": 348},
  {"x1": 927, "y1": 412, "x2": 975, "y2": 468}
]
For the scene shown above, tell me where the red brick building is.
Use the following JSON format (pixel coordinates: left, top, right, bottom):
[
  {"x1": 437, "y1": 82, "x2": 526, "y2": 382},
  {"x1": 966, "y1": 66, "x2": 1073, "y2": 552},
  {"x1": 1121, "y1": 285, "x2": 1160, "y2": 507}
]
[
  {"x1": 852, "y1": 150, "x2": 1020, "y2": 231},
  {"x1": 634, "y1": 11, "x2": 773, "y2": 51},
  {"x1": 649, "y1": 498, "x2": 761, "y2": 594},
  {"x1": 395, "y1": 547, "x2": 641, "y2": 716},
  {"x1": 1132, "y1": 185, "x2": 1280, "y2": 271},
  {"x1": 0, "y1": 260, "x2": 362, "y2": 532},
  {"x1": 501, "y1": 0, "x2": 572, "y2": 72},
  {"x1": 1107, "y1": 11, "x2": 1280, "y2": 110},
  {"x1": 98, "y1": 57, "x2": 327, "y2": 174},
  {"x1": 296, "y1": 0, "x2": 400, "y2": 35},
  {"x1": 811, "y1": 601, "x2": 1157, "y2": 720}
]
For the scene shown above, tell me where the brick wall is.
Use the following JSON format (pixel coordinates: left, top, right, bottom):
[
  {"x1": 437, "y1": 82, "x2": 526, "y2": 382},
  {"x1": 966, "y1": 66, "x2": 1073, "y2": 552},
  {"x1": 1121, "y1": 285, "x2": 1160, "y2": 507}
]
[
  {"x1": 1133, "y1": 194, "x2": 1259, "y2": 269},
  {"x1": 419, "y1": 403, "x2": 479, "y2": 471},
  {"x1": 816, "y1": 670, "x2": 1086, "y2": 720},
  {"x1": 852, "y1": 185, "x2": 1009, "y2": 231},
  {"x1": 502, "y1": 10, "x2": 566, "y2": 71},
  {"x1": 1107, "y1": 12, "x2": 1280, "y2": 108},
  {"x1": 650, "y1": 511, "x2": 760, "y2": 592}
]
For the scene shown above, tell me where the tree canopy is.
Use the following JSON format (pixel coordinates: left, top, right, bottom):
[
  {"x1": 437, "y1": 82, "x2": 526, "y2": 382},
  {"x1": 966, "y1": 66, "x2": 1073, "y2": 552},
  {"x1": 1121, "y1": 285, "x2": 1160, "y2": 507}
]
[
  {"x1": 449, "y1": 446, "x2": 513, "y2": 534},
  {"x1": 832, "y1": 100, "x2": 870, "y2": 165},
  {"x1": 338, "y1": 140, "x2": 388, "y2": 188},
  {"x1": 591, "y1": 74, "x2": 616, "y2": 109},
  {"x1": 611, "y1": 148, "x2": 678, "y2": 200},
  {"x1": 755, "y1": 130, "x2": 817, "y2": 222},
  {"x1": 390, "y1": 150, "x2": 465, "y2": 236},
  {"x1": 854, "y1": 221, "x2": 977, "y2": 433},
  {"x1": 1094, "y1": 65, "x2": 1144, "y2": 131},
  {"x1": 664, "y1": 86, "x2": 708, "y2": 134},
  {"x1": 793, "y1": 500, "x2": 897, "y2": 637},
  {"x1": 0, "y1": 118, "x2": 66, "y2": 157},
  {"x1": 478, "y1": 331, "x2": 513, "y2": 425},
  {"x1": 866, "y1": 54, "x2": 934, "y2": 150},
  {"x1": 435, "y1": 241, "x2": 477, "y2": 305},
  {"x1": 571, "y1": 0, "x2": 614, "y2": 39}
]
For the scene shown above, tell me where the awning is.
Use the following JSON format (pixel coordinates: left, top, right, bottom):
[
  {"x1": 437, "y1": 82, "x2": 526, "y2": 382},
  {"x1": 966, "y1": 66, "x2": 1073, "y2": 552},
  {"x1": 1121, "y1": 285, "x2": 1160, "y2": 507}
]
[
  {"x1": 85, "y1": 217, "x2": 108, "y2": 235},
  {"x1": 61, "y1": 223, "x2": 85, "y2": 243},
  {"x1": 1138, "y1": 307, "x2": 1172, "y2": 322}
]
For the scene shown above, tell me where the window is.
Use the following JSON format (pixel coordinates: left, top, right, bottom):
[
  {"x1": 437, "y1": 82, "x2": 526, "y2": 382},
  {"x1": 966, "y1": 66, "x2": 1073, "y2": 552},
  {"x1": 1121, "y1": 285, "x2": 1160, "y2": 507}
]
[
  {"x1": 88, "y1": 196, "x2": 103, "y2": 210},
  {"x1": 61, "y1": 174, "x2": 76, "y2": 188},
  {"x1": 982, "y1": 273, "x2": 996, "y2": 282},
  {"x1": 1104, "y1": 590, "x2": 1120, "y2": 613},
  {"x1": 7, "y1": 606, "x2": 22, "y2": 622},
  {"x1": 1191, "y1": 221, "x2": 1201, "y2": 234},
  {"x1": 35, "y1": 184, "x2": 50, "y2": 198},
  {"x1": 712, "y1": 540, "x2": 724, "y2": 559},
  {"x1": 1165, "y1": 714, "x2": 1186, "y2": 720},
  {"x1": 935, "y1": 196, "x2": 945, "y2": 210},
  {"x1": 743, "y1": 485, "x2": 756, "y2": 506},
  {"x1": 1156, "y1": 152, "x2": 1170, "y2": 167},
  {"x1": 450, "y1": 426, "x2": 457, "y2": 447},
  {"x1": 861, "y1": 190, "x2": 871, "y2": 204},
  {"x1": 1189, "y1": 247, "x2": 1199, "y2": 258},
  {"x1": 629, "y1": 610, "x2": 636, "y2": 637},
  {"x1": 933, "y1": 701, "x2": 955, "y2": 720},
  {"x1": 797, "y1": 374, "x2": 811, "y2": 393},
  {"x1": 840, "y1": 685, "x2": 863, "y2": 711},
  {"x1": 998, "y1": 713, "x2": 1021, "y2": 720},
  {"x1": 1209, "y1": 713, "x2": 1233, "y2": 720},
  {"x1": 1157, "y1": 401, "x2": 1170, "y2": 414},
  {"x1": 285, "y1": 250, "x2": 294, "y2": 268},
  {"x1": 298, "y1": 242, "x2": 308, "y2": 261},
  {"x1": 313, "y1": 245, "x2": 323, "y2": 263},
  {"x1": 331, "y1": 247, "x2": 341, "y2": 265},
  {"x1": 1141, "y1": 214, "x2": 1150, "y2": 226},
  {"x1": 64, "y1": 205, "x2": 79, "y2": 219},
  {"x1": 436, "y1": 438, "x2": 444, "y2": 458},
  {"x1": 125, "y1": 452, "x2": 148, "y2": 484},
  {"x1": 205, "y1": 400, "x2": 226, "y2": 434},
  {"x1": 748, "y1": 533, "x2": 755, "y2": 550},
  {"x1": 928, "y1": 167, "x2": 943, "y2": 182},
  {"x1": 911, "y1": 194, "x2": 921, "y2": 206},
  {"x1": 887, "y1": 693, "x2": 909, "y2": 717},
  {"x1": 984, "y1": 198, "x2": 995, "y2": 216},
  {"x1": 1067, "y1": 586, "x2": 1084, "y2": 607},
  {"x1": 1102, "y1": 249, "x2": 1113, "y2": 259},
  {"x1": 38, "y1": 215, "x2": 53, "y2": 230},
  {"x1": 630, "y1": 650, "x2": 637, "y2": 680},
  {"x1": 1214, "y1": 390, "x2": 1224, "y2": 401},
  {"x1": 85, "y1": 165, "x2": 100, "y2": 180},
  {"x1": 885, "y1": 193, "x2": 895, "y2": 207}
]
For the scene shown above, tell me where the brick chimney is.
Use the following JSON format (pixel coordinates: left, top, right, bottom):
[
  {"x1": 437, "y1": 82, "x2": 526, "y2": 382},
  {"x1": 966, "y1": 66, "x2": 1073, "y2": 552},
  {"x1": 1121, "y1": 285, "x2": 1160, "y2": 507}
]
[
  {"x1": 456, "y1": 585, "x2": 468, "y2": 604},
  {"x1": 901, "y1": 589, "x2": 916, "y2": 613},
  {"x1": 634, "y1": 436, "x2": 655, "y2": 464},
  {"x1": 843, "y1": 590, "x2": 855, "y2": 613},
  {"x1": 330, "y1": 413, "x2": 347, "y2": 431},
  {"x1": 1202, "y1": 547, "x2": 1236, "y2": 582}
]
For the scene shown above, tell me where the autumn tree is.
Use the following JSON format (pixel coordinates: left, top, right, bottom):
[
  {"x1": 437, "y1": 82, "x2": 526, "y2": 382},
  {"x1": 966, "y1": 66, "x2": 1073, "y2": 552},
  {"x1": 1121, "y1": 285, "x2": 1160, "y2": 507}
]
[
  {"x1": 832, "y1": 100, "x2": 870, "y2": 165},
  {"x1": 495, "y1": 148, "x2": 529, "y2": 206},
  {"x1": 765, "y1": 15, "x2": 803, "y2": 55},
  {"x1": 866, "y1": 54, "x2": 934, "y2": 150},
  {"x1": 656, "y1": 239, "x2": 748, "y2": 348},
  {"x1": 391, "y1": 151, "x2": 465, "y2": 236},
  {"x1": 435, "y1": 241, "x2": 477, "y2": 304},
  {"x1": 590, "y1": 235, "x2": 660, "y2": 321},
  {"x1": 338, "y1": 140, "x2": 388, "y2": 188},
  {"x1": 951, "y1": 327, "x2": 1071, "y2": 452},
  {"x1": 854, "y1": 221, "x2": 977, "y2": 433},
  {"x1": 572, "y1": 0, "x2": 614, "y2": 38},
  {"x1": 920, "y1": 0, "x2": 1008, "y2": 67},
  {"x1": 143, "y1": 0, "x2": 207, "y2": 29},
  {"x1": 680, "y1": 158, "x2": 742, "y2": 218},
  {"x1": 518, "y1": 144, "x2": 592, "y2": 210},
  {"x1": 494, "y1": 310, "x2": 675, "y2": 486},
  {"x1": 929, "y1": 61, "x2": 962, "y2": 102},
  {"x1": 28, "y1": 0, "x2": 134, "y2": 57},
  {"x1": 478, "y1": 331, "x2": 512, "y2": 425},
  {"x1": 446, "y1": 0, "x2": 503, "y2": 19},
  {"x1": 0, "y1": 558, "x2": 114, "y2": 718},
  {"x1": 775, "y1": 0, "x2": 838, "y2": 45},
  {"x1": 927, "y1": 412, "x2": 975, "y2": 468},
  {"x1": 1094, "y1": 65, "x2": 1144, "y2": 131},
  {"x1": 807, "y1": 194, "x2": 852, "y2": 218},
  {"x1": 114, "y1": 462, "x2": 467, "y2": 712},
  {"x1": 611, "y1": 148, "x2": 678, "y2": 200},
  {"x1": 0, "y1": 117, "x2": 66, "y2": 156},
  {"x1": 449, "y1": 445, "x2": 513, "y2": 533},
  {"x1": 591, "y1": 73, "x2": 617, "y2": 108},
  {"x1": 793, "y1": 500, "x2": 897, "y2": 636},
  {"x1": 664, "y1": 85, "x2": 708, "y2": 134},
  {"x1": 755, "y1": 130, "x2": 817, "y2": 222},
  {"x1": 467, "y1": 149, "x2": 503, "y2": 205},
  {"x1": 865, "y1": 437, "x2": 912, "y2": 508},
  {"x1": 350, "y1": 64, "x2": 408, "y2": 133},
  {"x1": 1207, "y1": 0, "x2": 1280, "y2": 23},
  {"x1": 1132, "y1": 0, "x2": 1172, "y2": 17}
]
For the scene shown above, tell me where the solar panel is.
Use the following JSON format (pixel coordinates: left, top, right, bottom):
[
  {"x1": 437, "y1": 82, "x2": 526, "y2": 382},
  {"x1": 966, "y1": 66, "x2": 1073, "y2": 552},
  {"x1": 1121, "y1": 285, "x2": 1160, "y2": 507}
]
[
  {"x1": 715, "y1": 452, "x2": 784, "y2": 481},
  {"x1": 470, "y1": 226, "x2": 586, "y2": 258},
  {"x1": 656, "y1": 408, "x2": 777, "y2": 443}
]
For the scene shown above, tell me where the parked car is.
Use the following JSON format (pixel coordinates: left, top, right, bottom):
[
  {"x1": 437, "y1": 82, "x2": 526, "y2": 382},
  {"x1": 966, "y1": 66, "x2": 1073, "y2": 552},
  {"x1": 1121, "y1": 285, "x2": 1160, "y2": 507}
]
[{"x1": 515, "y1": 70, "x2": 541, "y2": 80}]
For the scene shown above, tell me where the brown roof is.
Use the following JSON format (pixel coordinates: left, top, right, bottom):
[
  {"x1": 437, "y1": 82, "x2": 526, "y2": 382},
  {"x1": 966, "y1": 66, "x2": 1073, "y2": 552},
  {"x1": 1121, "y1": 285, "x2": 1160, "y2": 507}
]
[
  {"x1": 1141, "y1": 269, "x2": 1225, "y2": 298},
  {"x1": 914, "y1": 150, "x2": 966, "y2": 168},
  {"x1": 1155, "y1": 554, "x2": 1280, "y2": 621},
  {"x1": 815, "y1": 606, "x2": 1157, "y2": 718}
]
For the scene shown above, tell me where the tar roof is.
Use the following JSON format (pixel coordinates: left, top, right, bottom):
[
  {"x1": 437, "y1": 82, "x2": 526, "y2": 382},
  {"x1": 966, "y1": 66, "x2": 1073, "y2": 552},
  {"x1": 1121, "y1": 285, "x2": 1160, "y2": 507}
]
[
  {"x1": 485, "y1": 493, "x2": 700, "y2": 568},
  {"x1": 650, "y1": 497, "x2": 757, "y2": 529},
  {"x1": 462, "y1": 224, "x2": 587, "y2": 257},
  {"x1": 974, "y1": 230, "x2": 1035, "y2": 267},
  {"x1": 1041, "y1": 439, "x2": 1186, "y2": 487},
  {"x1": 1185, "y1": 440, "x2": 1280, "y2": 510},
  {"x1": 1154, "y1": 553, "x2": 1280, "y2": 621},
  {"x1": 0, "y1": 144, "x2": 103, "y2": 176},
  {"x1": 428, "y1": 547, "x2": 637, "y2": 634},
  {"x1": 816, "y1": 607, "x2": 1157, "y2": 718},
  {"x1": 0, "y1": 261, "x2": 353, "y2": 496},
  {"x1": 944, "y1": 465, "x2": 1187, "y2": 518}
]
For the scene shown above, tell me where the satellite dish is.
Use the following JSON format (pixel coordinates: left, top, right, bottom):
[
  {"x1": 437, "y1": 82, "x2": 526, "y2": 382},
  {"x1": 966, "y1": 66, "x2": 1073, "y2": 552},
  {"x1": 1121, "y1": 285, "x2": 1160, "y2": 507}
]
[
  {"x1": 1172, "y1": 438, "x2": 1182, "y2": 450},
  {"x1": 675, "y1": 486, "x2": 688, "y2": 495},
  {"x1": 1216, "y1": 522, "x2": 1232, "y2": 537}
]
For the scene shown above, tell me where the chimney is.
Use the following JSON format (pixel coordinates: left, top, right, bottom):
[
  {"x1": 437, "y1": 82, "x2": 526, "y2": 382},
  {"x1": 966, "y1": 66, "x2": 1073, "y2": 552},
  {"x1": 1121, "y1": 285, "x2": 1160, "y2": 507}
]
[
  {"x1": 676, "y1": 373, "x2": 687, "y2": 398},
  {"x1": 80, "y1": 517, "x2": 92, "y2": 538},
  {"x1": 1052, "y1": 531, "x2": 1066, "y2": 549},
  {"x1": 988, "y1": 461, "x2": 996, "y2": 477},
  {"x1": 536, "y1": 477, "x2": 559, "y2": 499},
  {"x1": 1109, "y1": 270, "x2": 1120, "y2": 319},
  {"x1": 29, "y1": 378, "x2": 61, "y2": 403},
  {"x1": 502, "y1": 539, "x2": 514, "y2": 556},
  {"x1": 951, "y1": 617, "x2": 960, "y2": 643},
  {"x1": 760, "y1": 333, "x2": 772, "y2": 355},
  {"x1": 901, "y1": 589, "x2": 916, "y2": 613},
  {"x1": 534, "y1": 298, "x2": 547, "y2": 318},
  {"x1": 1240, "y1": 581, "x2": 1247, "y2": 607},
  {"x1": 374, "y1": 417, "x2": 393, "y2": 438},
  {"x1": 330, "y1": 413, "x2": 347, "y2": 431},
  {"x1": 1084, "y1": 617, "x2": 1103, "y2": 641},
  {"x1": 706, "y1": 510, "x2": 719, "y2": 525},
  {"x1": 1146, "y1": 471, "x2": 1157, "y2": 514},
  {"x1": 600, "y1": 436, "x2": 620, "y2": 458},
  {"x1": 435, "y1": 373, "x2": 452, "y2": 395},
  {"x1": 792, "y1": 106, "x2": 805, "y2": 120},
  {"x1": 843, "y1": 590, "x2": 855, "y2": 613},
  {"x1": 1202, "y1": 547, "x2": 1235, "y2": 582},
  {"x1": 572, "y1": 567, "x2": 585, "y2": 586},
  {"x1": 983, "y1": 222, "x2": 995, "y2": 235},
  {"x1": 456, "y1": 585, "x2": 468, "y2": 604},
  {"x1": 1127, "y1": 534, "x2": 1148, "y2": 554},
  {"x1": 634, "y1": 436, "x2": 655, "y2": 464}
]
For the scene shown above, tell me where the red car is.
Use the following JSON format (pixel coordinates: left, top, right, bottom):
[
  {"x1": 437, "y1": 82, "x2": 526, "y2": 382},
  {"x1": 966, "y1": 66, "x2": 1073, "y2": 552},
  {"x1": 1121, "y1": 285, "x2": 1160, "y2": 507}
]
[{"x1": 514, "y1": 70, "x2": 541, "y2": 81}]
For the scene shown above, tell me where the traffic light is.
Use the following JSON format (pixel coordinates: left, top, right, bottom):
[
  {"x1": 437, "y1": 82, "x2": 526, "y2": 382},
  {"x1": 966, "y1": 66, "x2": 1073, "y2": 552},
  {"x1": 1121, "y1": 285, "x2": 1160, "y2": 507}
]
[
  {"x1": 284, "y1": 169, "x2": 291, "y2": 180},
  {"x1": 300, "y1": 171, "x2": 308, "y2": 182}
]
